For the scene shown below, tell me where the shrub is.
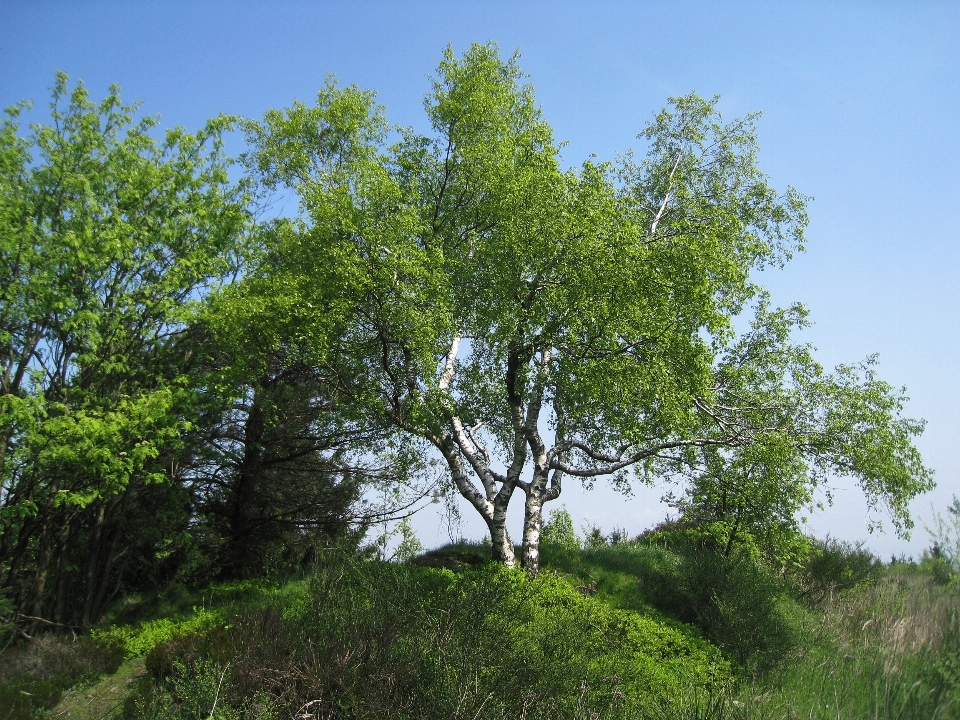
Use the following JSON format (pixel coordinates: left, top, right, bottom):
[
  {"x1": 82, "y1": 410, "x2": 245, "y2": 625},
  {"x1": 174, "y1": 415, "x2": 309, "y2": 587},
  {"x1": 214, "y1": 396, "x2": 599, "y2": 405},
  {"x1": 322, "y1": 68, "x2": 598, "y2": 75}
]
[
  {"x1": 924, "y1": 495, "x2": 960, "y2": 574},
  {"x1": 793, "y1": 536, "x2": 883, "y2": 604},
  {"x1": 634, "y1": 526, "x2": 802, "y2": 673},
  {"x1": 541, "y1": 506, "x2": 580, "y2": 551},
  {"x1": 126, "y1": 658, "x2": 244, "y2": 720},
  {"x1": 921, "y1": 551, "x2": 956, "y2": 586},
  {"x1": 94, "y1": 607, "x2": 225, "y2": 659},
  {"x1": 582, "y1": 523, "x2": 608, "y2": 550},
  {"x1": 129, "y1": 556, "x2": 727, "y2": 719}
]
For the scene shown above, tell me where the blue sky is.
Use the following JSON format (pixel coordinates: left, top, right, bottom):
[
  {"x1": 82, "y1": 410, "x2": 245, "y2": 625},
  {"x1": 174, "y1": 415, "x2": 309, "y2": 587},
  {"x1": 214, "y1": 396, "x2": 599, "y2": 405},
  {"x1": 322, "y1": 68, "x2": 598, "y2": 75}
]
[{"x1": 3, "y1": 1, "x2": 958, "y2": 557}]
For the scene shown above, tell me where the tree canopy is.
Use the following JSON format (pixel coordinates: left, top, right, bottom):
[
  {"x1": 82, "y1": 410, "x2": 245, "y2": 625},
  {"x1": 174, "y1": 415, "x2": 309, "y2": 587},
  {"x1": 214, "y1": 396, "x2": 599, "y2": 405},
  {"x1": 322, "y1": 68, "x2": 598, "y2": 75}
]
[
  {"x1": 0, "y1": 73, "x2": 251, "y2": 625},
  {"x1": 240, "y1": 43, "x2": 932, "y2": 572},
  {"x1": 0, "y1": 73, "x2": 421, "y2": 630}
]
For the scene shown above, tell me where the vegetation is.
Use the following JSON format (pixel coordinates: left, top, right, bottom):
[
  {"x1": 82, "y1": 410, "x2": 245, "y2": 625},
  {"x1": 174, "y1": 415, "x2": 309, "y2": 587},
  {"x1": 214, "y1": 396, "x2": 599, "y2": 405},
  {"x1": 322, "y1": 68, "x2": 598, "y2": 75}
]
[
  {"x1": 2, "y1": 528, "x2": 957, "y2": 719},
  {"x1": 0, "y1": 42, "x2": 946, "y2": 720},
  {"x1": 0, "y1": 73, "x2": 427, "y2": 633},
  {"x1": 235, "y1": 43, "x2": 930, "y2": 575}
]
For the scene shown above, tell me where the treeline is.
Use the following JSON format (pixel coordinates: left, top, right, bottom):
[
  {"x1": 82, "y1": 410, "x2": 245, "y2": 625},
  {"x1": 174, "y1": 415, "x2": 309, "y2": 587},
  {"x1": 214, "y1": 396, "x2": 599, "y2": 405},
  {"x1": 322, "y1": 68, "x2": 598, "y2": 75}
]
[{"x1": 0, "y1": 75, "x2": 421, "y2": 630}]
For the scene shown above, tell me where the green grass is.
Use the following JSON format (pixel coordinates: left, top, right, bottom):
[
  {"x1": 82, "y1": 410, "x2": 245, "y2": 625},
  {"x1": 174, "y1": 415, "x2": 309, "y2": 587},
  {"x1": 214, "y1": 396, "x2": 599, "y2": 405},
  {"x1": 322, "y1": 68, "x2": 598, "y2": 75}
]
[
  {"x1": 2, "y1": 538, "x2": 958, "y2": 720},
  {"x1": 722, "y1": 569, "x2": 960, "y2": 720},
  {"x1": 538, "y1": 539, "x2": 960, "y2": 719}
]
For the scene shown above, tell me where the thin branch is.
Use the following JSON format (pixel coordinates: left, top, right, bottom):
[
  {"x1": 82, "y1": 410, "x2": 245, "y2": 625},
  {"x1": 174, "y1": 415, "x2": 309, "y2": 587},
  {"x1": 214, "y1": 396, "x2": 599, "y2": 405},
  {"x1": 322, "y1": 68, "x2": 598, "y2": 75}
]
[{"x1": 648, "y1": 149, "x2": 685, "y2": 238}]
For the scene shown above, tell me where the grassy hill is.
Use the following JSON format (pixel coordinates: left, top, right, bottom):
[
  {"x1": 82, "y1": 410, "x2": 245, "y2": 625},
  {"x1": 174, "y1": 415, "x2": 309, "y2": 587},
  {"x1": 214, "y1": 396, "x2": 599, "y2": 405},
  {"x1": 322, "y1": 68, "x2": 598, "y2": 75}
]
[{"x1": 1, "y1": 534, "x2": 958, "y2": 720}]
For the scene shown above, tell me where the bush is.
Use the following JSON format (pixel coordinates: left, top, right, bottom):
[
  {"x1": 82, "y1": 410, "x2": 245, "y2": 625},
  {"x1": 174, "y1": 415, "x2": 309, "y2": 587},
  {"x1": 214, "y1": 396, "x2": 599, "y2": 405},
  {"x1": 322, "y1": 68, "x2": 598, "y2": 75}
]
[
  {"x1": 94, "y1": 607, "x2": 225, "y2": 659},
  {"x1": 128, "y1": 555, "x2": 727, "y2": 720},
  {"x1": 792, "y1": 536, "x2": 883, "y2": 604},
  {"x1": 582, "y1": 523, "x2": 608, "y2": 550},
  {"x1": 924, "y1": 495, "x2": 960, "y2": 574},
  {"x1": 922, "y1": 552, "x2": 956, "y2": 586},
  {"x1": 633, "y1": 527, "x2": 802, "y2": 674},
  {"x1": 126, "y1": 657, "x2": 245, "y2": 720}
]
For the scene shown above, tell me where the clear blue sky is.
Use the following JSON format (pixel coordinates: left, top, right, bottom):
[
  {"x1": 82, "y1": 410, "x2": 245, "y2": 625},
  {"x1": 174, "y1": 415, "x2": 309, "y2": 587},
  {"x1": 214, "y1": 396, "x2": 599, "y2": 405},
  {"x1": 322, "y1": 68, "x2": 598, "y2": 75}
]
[{"x1": 3, "y1": 1, "x2": 958, "y2": 558}]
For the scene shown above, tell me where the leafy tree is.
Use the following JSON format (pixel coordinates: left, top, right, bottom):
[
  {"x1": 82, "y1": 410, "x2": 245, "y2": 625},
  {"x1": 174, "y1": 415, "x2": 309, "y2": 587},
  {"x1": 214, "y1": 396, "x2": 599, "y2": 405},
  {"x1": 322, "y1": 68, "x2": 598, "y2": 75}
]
[
  {"x1": 0, "y1": 74, "x2": 249, "y2": 626},
  {"x1": 541, "y1": 506, "x2": 580, "y2": 551},
  {"x1": 243, "y1": 43, "x2": 931, "y2": 574},
  {"x1": 194, "y1": 216, "x2": 440, "y2": 579},
  {"x1": 661, "y1": 301, "x2": 932, "y2": 563}
]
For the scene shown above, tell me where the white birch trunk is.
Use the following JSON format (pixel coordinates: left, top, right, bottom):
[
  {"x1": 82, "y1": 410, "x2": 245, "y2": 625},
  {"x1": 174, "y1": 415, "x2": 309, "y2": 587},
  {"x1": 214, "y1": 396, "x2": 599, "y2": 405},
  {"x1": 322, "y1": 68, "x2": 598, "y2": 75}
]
[
  {"x1": 521, "y1": 491, "x2": 543, "y2": 573},
  {"x1": 489, "y1": 508, "x2": 516, "y2": 566}
]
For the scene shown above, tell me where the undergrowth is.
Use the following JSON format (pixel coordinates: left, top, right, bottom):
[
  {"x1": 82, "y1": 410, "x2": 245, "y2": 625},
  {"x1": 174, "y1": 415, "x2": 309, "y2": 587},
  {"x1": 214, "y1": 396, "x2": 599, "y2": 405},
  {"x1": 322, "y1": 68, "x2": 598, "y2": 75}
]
[
  {"x1": 0, "y1": 633, "x2": 125, "y2": 720},
  {"x1": 721, "y1": 568, "x2": 960, "y2": 719},
  {"x1": 125, "y1": 555, "x2": 727, "y2": 720},
  {"x1": 2, "y1": 533, "x2": 958, "y2": 720}
]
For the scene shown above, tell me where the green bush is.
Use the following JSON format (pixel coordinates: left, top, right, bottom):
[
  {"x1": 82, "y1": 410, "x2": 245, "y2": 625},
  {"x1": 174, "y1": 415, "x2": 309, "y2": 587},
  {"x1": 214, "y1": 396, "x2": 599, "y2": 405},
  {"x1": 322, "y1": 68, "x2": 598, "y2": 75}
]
[
  {"x1": 631, "y1": 528, "x2": 802, "y2": 673},
  {"x1": 94, "y1": 607, "x2": 225, "y2": 659},
  {"x1": 126, "y1": 658, "x2": 245, "y2": 720},
  {"x1": 128, "y1": 555, "x2": 727, "y2": 719},
  {"x1": 793, "y1": 536, "x2": 883, "y2": 604},
  {"x1": 582, "y1": 523, "x2": 608, "y2": 550}
]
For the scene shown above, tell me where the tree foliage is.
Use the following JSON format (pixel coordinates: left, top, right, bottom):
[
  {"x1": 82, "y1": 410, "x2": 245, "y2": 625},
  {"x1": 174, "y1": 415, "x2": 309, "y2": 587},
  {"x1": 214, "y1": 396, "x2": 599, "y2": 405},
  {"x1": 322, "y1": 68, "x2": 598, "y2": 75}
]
[
  {"x1": 243, "y1": 43, "x2": 931, "y2": 573},
  {"x1": 662, "y1": 301, "x2": 931, "y2": 562},
  {"x1": 0, "y1": 73, "x2": 252, "y2": 626},
  {"x1": 0, "y1": 74, "x2": 409, "y2": 628}
]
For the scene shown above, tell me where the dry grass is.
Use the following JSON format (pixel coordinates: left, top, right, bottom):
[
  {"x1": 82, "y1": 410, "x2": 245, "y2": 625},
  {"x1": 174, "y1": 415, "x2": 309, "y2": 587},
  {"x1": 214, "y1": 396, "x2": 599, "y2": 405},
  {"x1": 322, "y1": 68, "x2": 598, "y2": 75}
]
[
  {"x1": 0, "y1": 633, "x2": 126, "y2": 720},
  {"x1": 723, "y1": 570, "x2": 960, "y2": 720},
  {"x1": 50, "y1": 657, "x2": 147, "y2": 720},
  {"x1": 820, "y1": 570, "x2": 960, "y2": 670}
]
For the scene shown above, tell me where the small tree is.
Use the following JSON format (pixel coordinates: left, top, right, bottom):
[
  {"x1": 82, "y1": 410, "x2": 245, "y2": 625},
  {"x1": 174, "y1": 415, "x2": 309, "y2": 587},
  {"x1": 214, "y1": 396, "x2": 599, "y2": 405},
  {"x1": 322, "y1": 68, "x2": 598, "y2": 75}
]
[
  {"x1": 663, "y1": 302, "x2": 932, "y2": 563},
  {"x1": 244, "y1": 44, "x2": 932, "y2": 573},
  {"x1": 541, "y1": 506, "x2": 580, "y2": 551}
]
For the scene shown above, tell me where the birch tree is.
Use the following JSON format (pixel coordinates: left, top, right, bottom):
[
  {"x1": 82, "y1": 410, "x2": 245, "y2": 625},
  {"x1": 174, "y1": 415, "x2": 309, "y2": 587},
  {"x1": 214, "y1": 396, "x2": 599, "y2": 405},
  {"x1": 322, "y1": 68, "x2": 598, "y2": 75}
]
[
  {"x1": 246, "y1": 43, "x2": 931, "y2": 573},
  {"x1": 661, "y1": 302, "x2": 932, "y2": 561}
]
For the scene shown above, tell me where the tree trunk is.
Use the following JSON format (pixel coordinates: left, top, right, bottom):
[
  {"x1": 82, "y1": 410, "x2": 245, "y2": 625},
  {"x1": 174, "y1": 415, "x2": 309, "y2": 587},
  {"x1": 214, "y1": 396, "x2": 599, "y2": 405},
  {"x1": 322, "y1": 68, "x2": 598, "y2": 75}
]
[
  {"x1": 489, "y1": 502, "x2": 516, "y2": 566},
  {"x1": 1, "y1": 479, "x2": 38, "y2": 589},
  {"x1": 27, "y1": 516, "x2": 54, "y2": 620},
  {"x1": 52, "y1": 519, "x2": 72, "y2": 625},
  {"x1": 81, "y1": 502, "x2": 106, "y2": 628},
  {"x1": 2, "y1": 518, "x2": 34, "y2": 596},
  {"x1": 25, "y1": 476, "x2": 62, "y2": 620},
  {"x1": 723, "y1": 508, "x2": 742, "y2": 558},
  {"x1": 226, "y1": 389, "x2": 266, "y2": 577},
  {"x1": 88, "y1": 492, "x2": 132, "y2": 623},
  {"x1": 521, "y1": 492, "x2": 544, "y2": 574},
  {"x1": 100, "y1": 547, "x2": 131, "y2": 614}
]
